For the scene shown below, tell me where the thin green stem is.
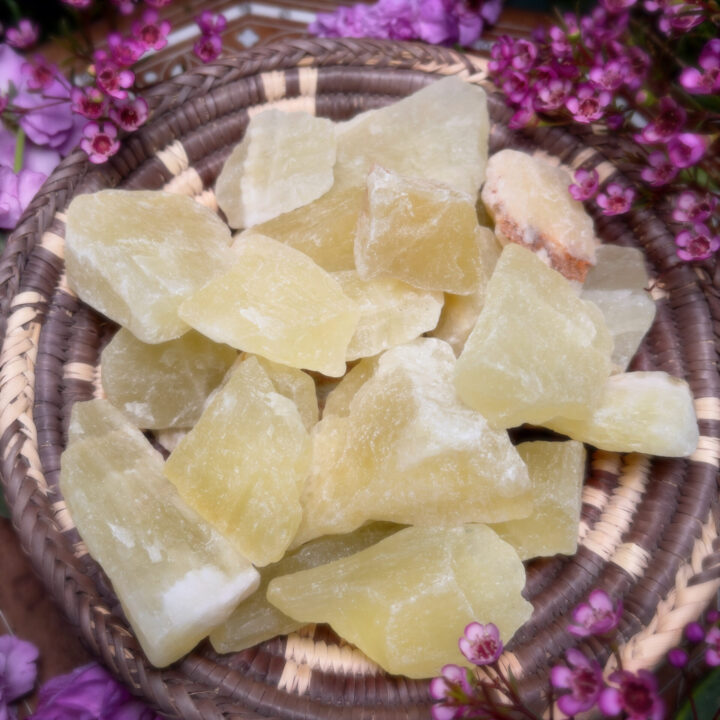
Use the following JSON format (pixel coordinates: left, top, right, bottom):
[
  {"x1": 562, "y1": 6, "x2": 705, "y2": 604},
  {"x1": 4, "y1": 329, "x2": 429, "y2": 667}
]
[{"x1": 13, "y1": 128, "x2": 25, "y2": 174}]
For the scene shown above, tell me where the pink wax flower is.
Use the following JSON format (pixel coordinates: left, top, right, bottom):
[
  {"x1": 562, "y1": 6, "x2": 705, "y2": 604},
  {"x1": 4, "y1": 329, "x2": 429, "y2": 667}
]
[
  {"x1": 675, "y1": 224, "x2": 720, "y2": 262},
  {"x1": 641, "y1": 151, "x2": 678, "y2": 187},
  {"x1": 706, "y1": 627, "x2": 720, "y2": 665},
  {"x1": 549, "y1": 26, "x2": 572, "y2": 56},
  {"x1": 196, "y1": 10, "x2": 228, "y2": 35},
  {"x1": 667, "y1": 132, "x2": 707, "y2": 168},
  {"x1": 0, "y1": 635, "x2": 39, "y2": 713},
  {"x1": 488, "y1": 35, "x2": 514, "y2": 75},
  {"x1": 109, "y1": 96, "x2": 149, "y2": 131},
  {"x1": 672, "y1": 191, "x2": 716, "y2": 224},
  {"x1": 534, "y1": 77, "x2": 571, "y2": 111},
  {"x1": 108, "y1": 32, "x2": 145, "y2": 67},
  {"x1": 597, "y1": 183, "x2": 635, "y2": 215},
  {"x1": 588, "y1": 58, "x2": 626, "y2": 91},
  {"x1": 599, "y1": 669, "x2": 664, "y2": 720},
  {"x1": 458, "y1": 622, "x2": 502, "y2": 665},
  {"x1": 667, "y1": 648, "x2": 688, "y2": 667},
  {"x1": 601, "y1": 0, "x2": 638, "y2": 12},
  {"x1": 61, "y1": 0, "x2": 94, "y2": 7},
  {"x1": 132, "y1": 9, "x2": 171, "y2": 52},
  {"x1": 95, "y1": 61, "x2": 135, "y2": 100},
  {"x1": 679, "y1": 39, "x2": 720, "y2": 95},
  {"x1": 685, "y1": 621, "x2": 706, "y2": 643},
  {"x1": 569, "y1": 589, "x2": 623, "y2": 636},
  {"x1": 551, "y1": 648, "x2": 604, "y2": 716},
  {"x1": 22, "y1": 58, "x2": 59, "y2": 91},
  {"x1": 502, "y1": 71, "x2": 530, "y2": 104},
  {"x1": 429, "y1": 664, "x2": 471, "y2": 720},
  {"x1": 569, "y1": 168, "x2": 599, "y2": 201},
  {"x1": 71, "y1": 87, "x2": 108, "y2": 120},
  {"x1": 510, "y1": 39, "x2": 537, "y2": 71},
  {"x1": 81, "y1": 122, "x2": 121, "y2": 163},
  {"x1": 565, "y1": 84, "x2": 612, "y2": 124},
  {"x1": 6, "y1": 19, "x2": 40, "y2": 49},
  {"x1": 193, "y1": 34, "x2": 223, "y2": 63},
  {"x1": 111, "y1": 0, "x2": 138, "y2": 14},
  {"x1": 635, "y1": 97, "x2": 687, "y2": 145},
  {"x1": 509, "y1": 93, "x2": 537, "y2": 130}
]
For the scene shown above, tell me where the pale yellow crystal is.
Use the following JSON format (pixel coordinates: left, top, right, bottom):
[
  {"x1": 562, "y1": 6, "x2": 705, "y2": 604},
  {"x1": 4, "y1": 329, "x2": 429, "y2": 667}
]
[
  {"x1": 355, "y1": 167, "x2": 483, "y2": 294},
  {"x1": 210, "y1": 523, "x2": 401, "y2": 653},
  {"x1": 491, "y1": 441, "x2": 585, "y2": 560},
  {"x1": 60, "y1": 399, "x2": 259, "y2": 667},
  {"x1": 333, "y1": 271, "x2": 443, "y2": 361},
  {"x1": 268, "y1": 525, "x2": 532, "y2": 678},
  {"x1": 430, "y1": 227, "x2": 502, "y2": 355},
  {"x1": 581, "y1": 245, "x2": 656, "y2": 371},
  {"x1": 179, "y1": 233, "x2": 360, "y2": 377},
  {"x1": 164, "y1": 356, "x2": 312, "y2": 566},
  {"x1": 543, "y1": 371, "x2": 699, "y2": 457},
  {"x1": 455, "y1": 244, "x2": 613, "y2": 429},
  {"x1": 321, "y1": 356, "x2": 379, "y2": 418},
  {"x1": 481, "y1": 150, "x2": 600, "y2": 282},
  {"x1": 250, "y1": 186, "x2": 363, "y2": 272},
  {"x1": 65, "y1": 190, "x2": 234, "y2": 343},
  {"x1": 101, "y1": 328, "x2": 236, "y2": 429},
  {"x1": 334, "y1": 76, "x2": 489, "y2": 197},
  {"x1": 294, "y1": 338, "x2": 531, "y2": 545},
  {"x1": 215, "y1": 110, "x2": 336, "y2": 228}
]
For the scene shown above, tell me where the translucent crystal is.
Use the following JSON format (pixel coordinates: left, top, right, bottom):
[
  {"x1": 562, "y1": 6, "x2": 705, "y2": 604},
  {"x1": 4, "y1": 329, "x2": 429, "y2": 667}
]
[
  {"x1": 355, "y1": 167, "x2": 484, "y2": 294},
  {"x1": 491, "y1": 441, "x2": 585, "y2": 560},
  {"x1": 179, "y1": 233, "x2": 360, "y2": 377},
  {"x1": 215, "y1": 109, "x2": 336, "y2": 228},
  {"x1": 481, "y1": 150, "x2": 600, "y2": 282},
  {"x1": 164, "y1": 356, "x2": 312, "y2": 566},
  {"x1": 334, "y1": 76, "x2": 489, "y2": 197},
  {"x1": 60, "y1": 399, "x2": 259, "y2": 667},
  {"x1": 250, "y1": 186, "x2": 363, "y2": 272},
  {"x1": 543, "y1": 371, "x2": 699, "y2": 457},
  {"x1": 210, "y1": 523, "x2": 400, "y2": 653},
  {"x1": 268, "y1": 525, "x2": 532, "y2": 678},
  {"x1": 455, "y1": 244, "x2": 613, "y2": 429},
  {"x1": 333, "y1": 271, "x2": 443, "y2": 361},
  {"x1": 101, "y1": 328, "x2": 236, "y2": 429},
  {"x1": 294, "y1": 338, "x2": 531, "y2": 545},
  {"x1": 321, "y1": 356, "x2": 379, "y2": 418},
  {"x1": 65, "y1": 190, "x2": 234, "y2": 343},
  {"x1": 430, "y1": 227, "x2": 502, "y2": 355},
  {"x1": 581, "y1": 245, "x2": 656, "y2": 371}
]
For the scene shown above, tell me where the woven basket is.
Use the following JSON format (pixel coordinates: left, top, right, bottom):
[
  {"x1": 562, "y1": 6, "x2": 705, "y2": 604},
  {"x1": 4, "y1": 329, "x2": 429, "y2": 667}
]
[{"x1": 1, "y1": 38, "x2": 719, "y2": 720}]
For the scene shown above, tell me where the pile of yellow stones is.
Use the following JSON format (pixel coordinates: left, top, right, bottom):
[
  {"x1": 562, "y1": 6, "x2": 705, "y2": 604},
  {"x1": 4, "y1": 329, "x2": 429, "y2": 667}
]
[{"x1": 60, "y1": 77, "x2": 698, "y2": 678}]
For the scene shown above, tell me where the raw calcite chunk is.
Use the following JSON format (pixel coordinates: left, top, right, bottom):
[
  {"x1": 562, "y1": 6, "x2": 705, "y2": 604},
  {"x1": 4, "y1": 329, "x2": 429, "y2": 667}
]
[
  {"x1": 481, "y1": 150, "x2": 600, "y2": 282},
  {"x1": 321, "y1": 356, "x2": 379, "y2": 418},
  {"x1": 333, "y1": 271, "x2": 443, "y2": 360},
  {"x1": 101, "y1": 328, "x2": 237, "y2": 429},
  {"x1": 430, "y1": 227, "x2": 502, "y2": 355},
  {"x1": 355, "y1": 166, "x2": 483, "y2": 294},
  {"x1": 268, "y1": 525, "x2": 532, "y2": 678},
  {"x1": 65, "y1": 191, "x2": 234, "y2": 343},
  {"x1": 581, "y1": 245, "x2": 656, "y2": 371},
  {"x1": 543, "y1": 371, "x2": 699, "y2": 457},
  {"x1": 216, "y1": 110, "x2": 336, "y2": 228},
  {"x1": 180, "y1": 234, "x2": 360, "y2": 377},
  {"x1": 251, "y1": 186, "x2": 363, "y2": 272},
  {"x1": 164, "y1": 356, "x2": 312, "y2": 566},
  {"x1": 491, "y1": 441, "x2": 586, "y2": 560},
  {"x1": 294, "y1": 338, "x2": 531, "y2": 545},
  {"x1": 455, "y1": 244, "x2": 613, "y2": 429},
  {"x1": 334, "y1": 76, "x2": 489, "y2": 197},
  {"x1": 60, "y1": 399, "x2": 259, "y2": 667},
  {"x1": 210, "y1": 523, "x2": 401, "y2": 653}
]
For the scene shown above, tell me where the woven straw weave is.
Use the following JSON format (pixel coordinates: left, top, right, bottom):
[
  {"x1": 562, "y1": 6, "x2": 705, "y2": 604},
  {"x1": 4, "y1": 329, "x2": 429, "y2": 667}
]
[{"x1": 0, "y1": 39, "x2": 719, "y2": 719}]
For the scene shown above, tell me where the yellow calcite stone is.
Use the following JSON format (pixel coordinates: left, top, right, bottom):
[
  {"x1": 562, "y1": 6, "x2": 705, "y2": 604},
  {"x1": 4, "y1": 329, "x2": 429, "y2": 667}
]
[
  {"x1": 334, "y1": 76, "x2": 489, "y2": 197},
  {"x1": 481, "y1": 150, "x2": 600, "y2": 282},
  {"x1": 60, "y1": 399, "x2": 259, "y2": 667},
  {"x1": 164, "y1": 356, "x2": 312, "y2": 566},
  {"x1": 455, "y1": 244, "x2": 613, "y2": 429},
  {"x1": 268, "y1": 525, "x2": 532, "y2": 678},
  {"x1": 65, "y1": 190, "x2": 234, "y2": 343},
  {"x1": 581, "y1": 245, "x2": 656, "y2": 372},
  {"x1": 355, "y1": 167, "x2": 483, "y2": 294},
  {"x1": 321, "y1": 356, "x2": 379, "y2": 418},
  {"x1": 253, "y1": 355, "x2": 318, "y2": 432},
  {"x1": 210, "y1": 523, "x2": 401, "y2": 653},
  {"x1": 333, "y1": 271, "x2": 443, "y2": 361},
  {"x1": 101, "y1": 328, "x2": 237, "y2": 429},
  {"x1": 215, "y1": 109, "x2": 336, "y2": 228},
  {"x1": 430, "y1": 227, "x2": 502, "y2": 355},
  {"x1": 294, "y1": 338, "x2": 531, "y2": 545},
  {"x1": 250, "y1": 186, "x2": 363, "y2": 272},
  {"x1": 491, "y1": 441, "x2": 585, "y2": 560},
  {"x1": 543, "y1": 371, "x2": 699, "y2": 457},
  {"x1": 179, "y1": 233, "x2": 360, "y2": 377}
]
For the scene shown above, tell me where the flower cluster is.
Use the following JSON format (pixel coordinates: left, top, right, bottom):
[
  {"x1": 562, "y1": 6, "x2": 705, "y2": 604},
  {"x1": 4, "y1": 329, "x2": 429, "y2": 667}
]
[
  {"x1": 309, "y1": 0, "x2": 502, "y2": 48},
  {"x1": 193, "y1": 11, "x2": 227, "y2": 63},
  {"x1": 488, "y1": 2, "x2": 719, "y2": 262}
]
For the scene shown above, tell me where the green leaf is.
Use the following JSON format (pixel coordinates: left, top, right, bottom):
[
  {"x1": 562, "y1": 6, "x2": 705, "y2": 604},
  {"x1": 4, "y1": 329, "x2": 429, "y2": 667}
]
[
  {"x1": 675, "y1": 667, "x2": 720, "y2": 720},
  {"x1": 0, "y1": 486, "x2": 9, "y2": 519}
]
